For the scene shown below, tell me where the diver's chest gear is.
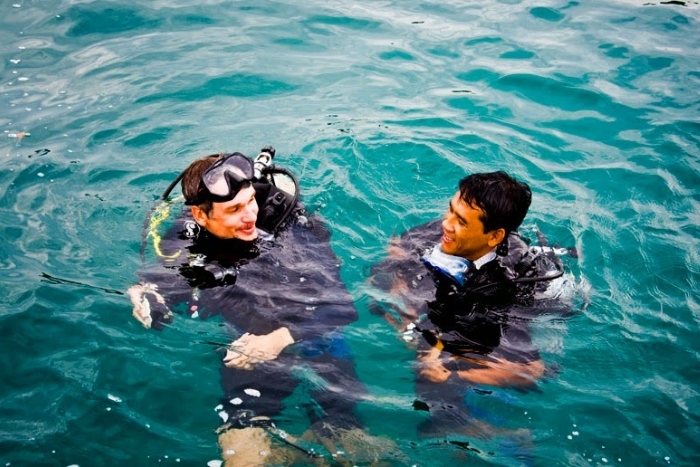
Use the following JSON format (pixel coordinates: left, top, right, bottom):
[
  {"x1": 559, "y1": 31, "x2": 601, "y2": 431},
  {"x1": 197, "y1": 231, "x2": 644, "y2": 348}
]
[
  {"x1": 421, "y1": 232, "x2": 567, "y2": 298},
  {"x1": 187, "y1": 252, "x2": 239, "y2": 285},
  {"x1": 180, "y1": 221, "x2": 261, "y2": 288}
]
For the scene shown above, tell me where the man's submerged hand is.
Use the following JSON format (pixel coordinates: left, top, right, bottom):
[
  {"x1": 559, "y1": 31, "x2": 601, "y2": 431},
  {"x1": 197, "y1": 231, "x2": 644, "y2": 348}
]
[
  {"x1": 223, "y1": 327, "x2": 295, "y2": 369},
  {"x1": 128, "y1": 283, "x2": 170, "y2": 329},
  {"x1": 418, "y1": 346, "x2": 451, "y2": 383}
]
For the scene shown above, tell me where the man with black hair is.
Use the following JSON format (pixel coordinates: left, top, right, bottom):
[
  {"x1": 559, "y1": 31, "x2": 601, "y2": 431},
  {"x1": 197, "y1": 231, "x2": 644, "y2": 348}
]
[
  {"x1": 370, "y1": 171, "x2": 564, "y2": 434},
  {"x1": 128, "y1": 150, "x2": 376, "y2": 466}
]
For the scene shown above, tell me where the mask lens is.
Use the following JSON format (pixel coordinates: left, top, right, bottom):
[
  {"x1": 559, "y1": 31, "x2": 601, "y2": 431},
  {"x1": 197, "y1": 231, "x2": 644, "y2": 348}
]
[{"x1": 202, "y1": 153, "x2": 254, "y2": 200}]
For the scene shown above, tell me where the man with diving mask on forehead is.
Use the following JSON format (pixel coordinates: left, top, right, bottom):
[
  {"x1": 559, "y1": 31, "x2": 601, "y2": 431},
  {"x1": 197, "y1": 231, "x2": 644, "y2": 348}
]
[{"x1": 127, "y1": 147, "x2": 379, "y2": 466}]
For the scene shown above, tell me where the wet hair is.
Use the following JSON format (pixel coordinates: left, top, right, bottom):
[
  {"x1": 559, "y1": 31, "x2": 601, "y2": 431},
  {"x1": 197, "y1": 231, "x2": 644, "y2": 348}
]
[
  {"x1": 458, "y1": 171, "x2": 532, "y2": 234},
  {"x1": 181, "y1": 154, "x2": 221, "y2": 214}
]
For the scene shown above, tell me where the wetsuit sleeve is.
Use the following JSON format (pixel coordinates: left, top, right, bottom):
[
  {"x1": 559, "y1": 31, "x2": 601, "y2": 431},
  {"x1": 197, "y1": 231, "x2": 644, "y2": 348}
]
[
  {"x1": 214, "y1": 216, "x2": 359, "y2": 343},
  {"x1": 281, "y1": 218, "x2": 358, "y2": 341},
  {"x1": 367, "y1": 221, "x2": 440, "y2": 320}
]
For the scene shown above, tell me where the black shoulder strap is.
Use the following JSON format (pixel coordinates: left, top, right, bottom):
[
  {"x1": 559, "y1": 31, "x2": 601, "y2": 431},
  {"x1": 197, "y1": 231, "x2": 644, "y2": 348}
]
[{"x1": 253, "y1": 181, "x2": 299, "y2": 234}]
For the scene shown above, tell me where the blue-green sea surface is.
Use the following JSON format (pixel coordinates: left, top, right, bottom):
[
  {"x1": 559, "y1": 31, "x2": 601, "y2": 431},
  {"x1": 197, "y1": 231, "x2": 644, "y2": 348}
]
[{"x1": 1, "y1": 0, "x2": 699, "y2": 465}]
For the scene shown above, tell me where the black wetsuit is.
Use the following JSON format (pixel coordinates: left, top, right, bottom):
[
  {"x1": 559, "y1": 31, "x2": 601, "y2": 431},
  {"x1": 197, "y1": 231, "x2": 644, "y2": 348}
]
[
  {"x1": 140, "y1": 189, "x2": 363, "y2": 432},
  {"x1": 370, "y1": 221, "x2": 560, "y2": 434}
]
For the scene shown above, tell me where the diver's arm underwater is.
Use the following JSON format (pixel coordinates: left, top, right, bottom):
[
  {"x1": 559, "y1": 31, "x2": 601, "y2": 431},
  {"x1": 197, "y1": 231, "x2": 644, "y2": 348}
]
[
  {"x1": 127, "y1": 282, "x2": 172, "y2": 329},
  {"x1": 417, "y1": 343, "x2": 546, "y2": 388},
  {"x1": 222, "y1": 328, "x2": 295, "y2": 369},
  {"x1": 129, "y1": 275, "x2": 297, "y2": 369}
]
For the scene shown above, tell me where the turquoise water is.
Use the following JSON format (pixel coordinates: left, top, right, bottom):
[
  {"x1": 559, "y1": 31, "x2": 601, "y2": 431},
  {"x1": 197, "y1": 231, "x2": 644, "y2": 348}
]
[{"x1": 2, "y1": 0, "x2": 699, "y2": 465}]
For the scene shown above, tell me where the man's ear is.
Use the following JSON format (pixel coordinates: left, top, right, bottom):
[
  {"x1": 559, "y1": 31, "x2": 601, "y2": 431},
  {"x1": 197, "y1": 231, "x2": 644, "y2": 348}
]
[
  {"x1": 487, "y1": 228, "x2": 506, "y2": 248},
  {"x1": 191, "y1": 205, "x2": 208, "y2": 227}
]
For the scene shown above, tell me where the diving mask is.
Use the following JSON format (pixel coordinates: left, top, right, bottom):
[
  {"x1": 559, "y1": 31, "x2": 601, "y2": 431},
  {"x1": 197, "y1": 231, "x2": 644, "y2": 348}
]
[
  {"x1": 187, "y1": 152, "x2": 255, "y2": 205},
  {"x1": 421, "y1": 244, "x2": 472, "y2": 286}
]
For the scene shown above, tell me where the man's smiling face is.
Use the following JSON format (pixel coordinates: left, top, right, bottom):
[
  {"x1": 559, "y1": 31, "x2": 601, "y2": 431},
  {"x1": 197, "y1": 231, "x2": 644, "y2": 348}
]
[
  {"x1": 192, "y1": 185, "x2": 259, "y2": 241},
  {"x1": 440, "y1": 192, "x2": 504, "y2": 261}
]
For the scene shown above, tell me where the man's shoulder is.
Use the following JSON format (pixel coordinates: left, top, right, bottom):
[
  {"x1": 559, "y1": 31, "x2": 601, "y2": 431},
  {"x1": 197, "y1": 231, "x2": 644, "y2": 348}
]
[
  {"x1": 367, "y1": 221, "x2": 439, "y2": 297},
  {"x1": 400, "y1": 219, "x2": 442, "y2": 239},
  {"x1": 396, "y1": 220, "x2": 442, "y2": 255},
  {"x1": 499, "y1": 232, "x2": 542, "y2": 280},
  {"x1": 275, "y1": 211, "x2": 332, "y2": 246}
]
